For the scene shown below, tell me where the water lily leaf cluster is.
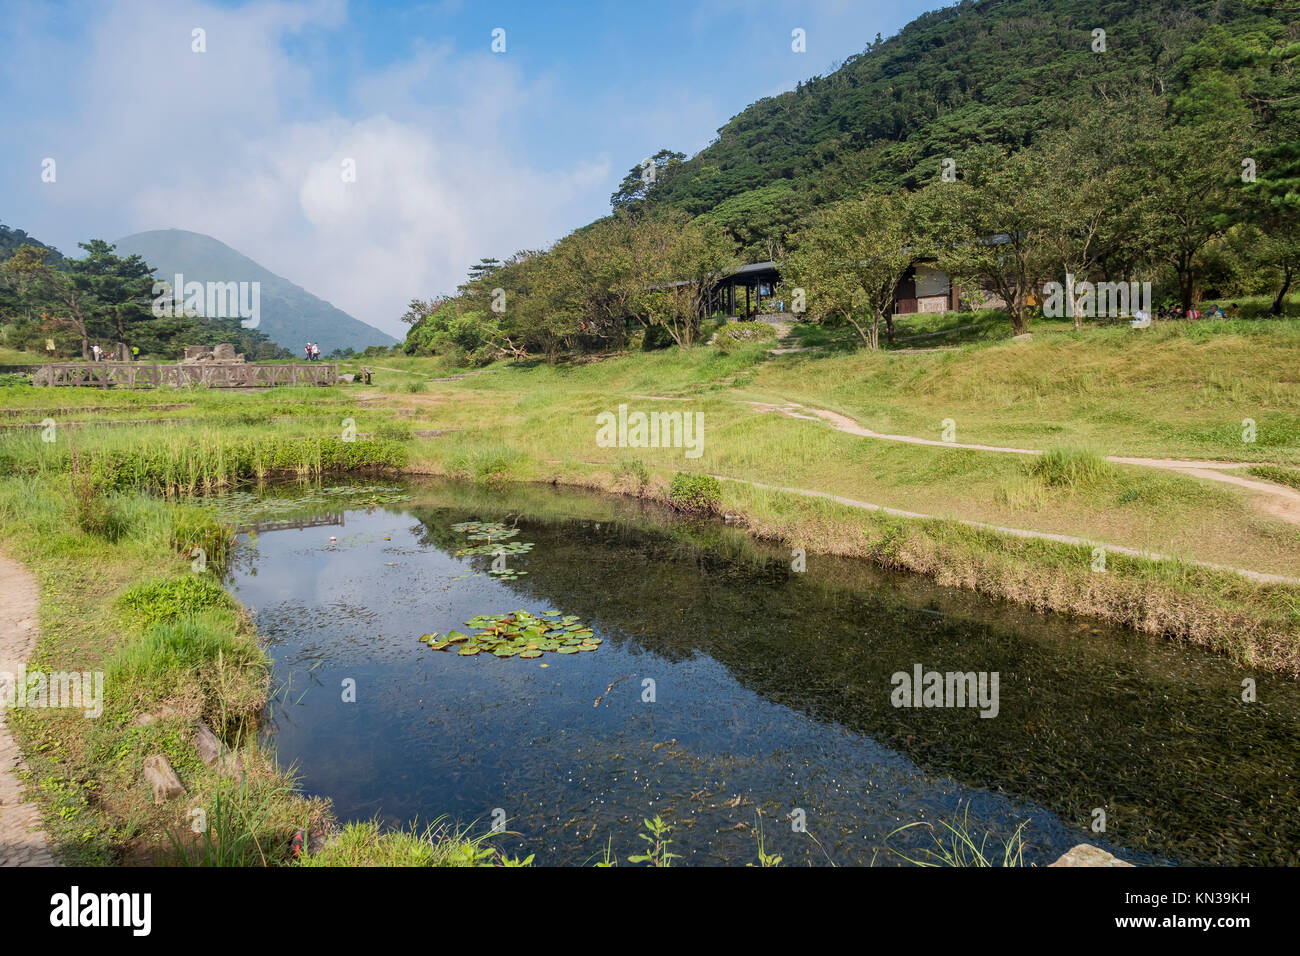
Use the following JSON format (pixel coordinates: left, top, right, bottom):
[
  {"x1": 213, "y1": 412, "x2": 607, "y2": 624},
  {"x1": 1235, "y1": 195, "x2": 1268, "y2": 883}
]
[
  {"x1": 419, "y1": 610, "x2": 601, "y2": 658},
  {"x1": 451, "y1": 520, "x2": 535, "y2": 558}
]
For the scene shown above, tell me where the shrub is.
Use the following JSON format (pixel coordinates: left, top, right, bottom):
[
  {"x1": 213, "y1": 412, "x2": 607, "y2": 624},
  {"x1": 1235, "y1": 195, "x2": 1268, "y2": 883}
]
[{"x1": 669, "y1": 472, "x2": 721, "y2": 514}]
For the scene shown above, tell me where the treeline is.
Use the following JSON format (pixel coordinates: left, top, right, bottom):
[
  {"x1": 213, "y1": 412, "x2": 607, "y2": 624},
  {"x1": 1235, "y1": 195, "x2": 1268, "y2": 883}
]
[
  {"x1": 401, "y1": 209, "x2": 737, "y2": 363},
  {"x1": 0, "y1": 233, "x2": 289, "y2": 361}
]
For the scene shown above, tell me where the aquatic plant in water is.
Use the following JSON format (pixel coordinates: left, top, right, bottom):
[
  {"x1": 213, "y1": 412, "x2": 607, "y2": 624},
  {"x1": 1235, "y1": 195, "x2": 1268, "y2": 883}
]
[
  {"x1": 419, "y1": 610, "x2": 600, "y2": 659},
  {"x1": 451, "y1": 520, "x2": 535, "y2": 557}
]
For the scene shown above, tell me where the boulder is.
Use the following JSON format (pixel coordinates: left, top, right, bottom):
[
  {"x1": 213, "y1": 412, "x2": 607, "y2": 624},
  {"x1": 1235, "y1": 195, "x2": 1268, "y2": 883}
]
[{"x1": 1049, "y1": 844, "x2": 1132, "y2": 867}]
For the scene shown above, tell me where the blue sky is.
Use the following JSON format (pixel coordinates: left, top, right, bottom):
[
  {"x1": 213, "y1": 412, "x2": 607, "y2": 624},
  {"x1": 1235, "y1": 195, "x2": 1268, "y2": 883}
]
[{"x1": 1, "y1": 0, "x2": 944, "y2": 335}]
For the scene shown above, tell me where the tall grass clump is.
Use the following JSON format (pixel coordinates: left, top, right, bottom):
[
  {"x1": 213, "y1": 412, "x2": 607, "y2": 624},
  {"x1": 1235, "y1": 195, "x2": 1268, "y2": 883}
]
[
  {"x1": 885, "y1": 807, "x2": 1030, "y2": 867},
  {"x1": 294, "y1": 819, "x2": 524, "y2": 867},
  {"x1": 90, "y1": 433, "x2": 408, "y2": 496},
  {"x1": 167, "y1": 775, "x2": 304, "y2": 867},
  {"x1": 1026, "y1": 446, "x2": 1116, "y2": 489},
  {"x1": 68, "y1": 445, "x2": 128, "y2": 541},
  {"x1": 108, "y1": 609, "x2": 267, "y2": 723},
  {"x1": 447, "y1": 446, "x2": 525, "y2": 490},
  {"x1": 170, "y1": 505, "x2": 236, "y2": 573},
  {"x1": 614, "y1": 456, "x2": 651, "y2": 493}
]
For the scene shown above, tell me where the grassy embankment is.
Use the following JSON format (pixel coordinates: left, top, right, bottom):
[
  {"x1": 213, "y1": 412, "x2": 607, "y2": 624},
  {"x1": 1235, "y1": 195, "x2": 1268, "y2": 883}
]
[
  {"x1": 0, "y1": 389, "x2": 500, "y2": 865},
  {"x1": 338, "y1": 316, "x2": 1300, "y2": 668}
]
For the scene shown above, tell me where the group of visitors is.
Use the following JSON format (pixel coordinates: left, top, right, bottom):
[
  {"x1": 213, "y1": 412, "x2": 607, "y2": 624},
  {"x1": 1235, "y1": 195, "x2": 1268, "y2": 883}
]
[
  {"x1": 1154, "y1": 302, "x2": 1239, "y2": 321},
  {"x1": 89, "y1": 343, "x2": 140, "y2": 361},
  {"x1": 304, "y1": 342, "x2": 322, "y2": 360}
]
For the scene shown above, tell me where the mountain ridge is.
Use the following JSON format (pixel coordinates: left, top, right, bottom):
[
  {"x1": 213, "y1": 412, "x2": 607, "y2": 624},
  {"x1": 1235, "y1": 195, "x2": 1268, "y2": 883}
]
[{"x1": 112, "y1": 228, "x2": 397, "y2": 353}]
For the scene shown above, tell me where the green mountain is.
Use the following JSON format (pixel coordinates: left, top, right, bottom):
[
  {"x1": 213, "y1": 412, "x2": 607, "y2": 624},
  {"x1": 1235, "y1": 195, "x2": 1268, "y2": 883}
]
[
  {"x1": 0, "y1": 223, "x2": 62, "y2": 263},
  {"x1": 113, "y1": 229, "x2": 397, "y2": 353},
  {"x1": 630, "y1": 0, "x2": 1300, "y2": 257}
]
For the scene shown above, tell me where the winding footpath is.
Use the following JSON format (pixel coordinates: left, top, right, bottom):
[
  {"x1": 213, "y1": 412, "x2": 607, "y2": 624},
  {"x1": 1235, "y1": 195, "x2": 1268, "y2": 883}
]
[
  {"x1": 747, "y1": 401, "x2": 1300, "y2": 529},
  {"x1": 0, "y1": 553, "x2": 57, "y2": 866}
]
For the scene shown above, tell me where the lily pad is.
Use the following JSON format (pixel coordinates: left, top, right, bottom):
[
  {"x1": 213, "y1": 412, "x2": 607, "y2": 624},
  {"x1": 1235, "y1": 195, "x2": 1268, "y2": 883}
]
[{"x1": 421, "y1": 608, "x2": 600, "y2": 660}]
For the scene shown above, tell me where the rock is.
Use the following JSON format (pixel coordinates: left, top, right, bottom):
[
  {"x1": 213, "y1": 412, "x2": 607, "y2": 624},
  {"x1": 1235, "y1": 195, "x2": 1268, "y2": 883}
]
[
  {"x1": 1012, "y1": 332, "x2": 1033, "y2": 342},
  {"x1": 1049, "y1": 844, "x2": 1132, "y2": 867},
  {"x1": 142, "y1": 755, "x2": 185, "y2": 804},
  {"x1": 340, "y1": 373, "x2": 355, "y2": 383},
  {"x1": 134, "y1": 713, "x2": 156, "y2": 727},
  {"x1": 194, "y1": 722, "x2": 222, "y2": 767},
  {"x1": 194, "y1": 722, "x2": 243, "y2": 777}
]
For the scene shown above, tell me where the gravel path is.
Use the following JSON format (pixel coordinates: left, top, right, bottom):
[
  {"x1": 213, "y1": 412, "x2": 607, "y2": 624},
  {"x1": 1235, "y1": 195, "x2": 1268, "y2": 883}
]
[
  {"x1": 0, "y1": 553, "x2": 57, "y2": 867},
  {"x1": 747, "y1": 400, "x2": 1300, "y2": 529}
]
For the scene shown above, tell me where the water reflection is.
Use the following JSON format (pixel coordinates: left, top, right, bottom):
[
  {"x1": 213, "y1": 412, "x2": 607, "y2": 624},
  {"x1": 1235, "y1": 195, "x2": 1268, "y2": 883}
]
[{"x1": 224, "y1": 480, "x2": 1300, "y2": 866}]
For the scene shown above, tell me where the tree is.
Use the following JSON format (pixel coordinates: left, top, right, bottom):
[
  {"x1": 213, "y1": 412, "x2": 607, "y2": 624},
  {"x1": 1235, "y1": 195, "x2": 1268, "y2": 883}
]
[
  {"x1": 610, "y1": 149, "x2": 686, "y2": 213},
  {"x1": 786, "y1": 189, "x2": 916, "y2": 349},
  {"x1": 61, "y1": 240, "x2": 155, "y2": 346},
  {"x1": 1033, "y1": 109, "x2": 1147, "y2": 328},
  {"x1": 1132, "y1": 122, "x2": 1245, "y2": 311},
  {"x1": 1234, "y1": 138, "x2": 1300, "y2": 314},
  {"x1": 628, "y1": 211, "x2": 734, "y2": 348},
  {"x1": 1, "y1": 246, "x2": 102, "y2": 359},
  {"x1": 921, "y1": 146, "x2": 1056, "y2": 336},
  {"x1": 400, "y1": 296, "x2": 451, "y2": 325},
  {"x1": 466, "y1": 258, "x2": 501, "y2": 283}
]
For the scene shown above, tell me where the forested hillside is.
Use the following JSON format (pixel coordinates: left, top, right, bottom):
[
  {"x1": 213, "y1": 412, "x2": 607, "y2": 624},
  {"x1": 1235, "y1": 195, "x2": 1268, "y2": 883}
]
[{"x1": 617, "y1": 0, "x2": 1300, "y2": 257}]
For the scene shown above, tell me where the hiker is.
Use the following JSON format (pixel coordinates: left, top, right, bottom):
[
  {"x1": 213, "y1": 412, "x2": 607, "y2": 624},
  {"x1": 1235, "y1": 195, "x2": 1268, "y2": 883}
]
[
  {"x1": 1228, "y1": 303, "x2": 1240, "y2": 318},
  {"x1": 304, "y1": 342, "x2": 312, "y2": 361},
  {"x1": 91, "y1": 343, "x2": 101, "y2": 362},
  {"x1": 311, "y1": 342, "x2": 321, "y2": 360}
]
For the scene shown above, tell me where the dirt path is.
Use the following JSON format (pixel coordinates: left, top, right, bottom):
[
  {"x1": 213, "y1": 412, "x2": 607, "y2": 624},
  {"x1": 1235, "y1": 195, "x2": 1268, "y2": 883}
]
[
  {"x1": 748, "y1": 401, "x2": 1300, "y2": 528},
  {"x1": 716, "y1": 476, "x2": 1300, "y2": 586},
  {"x1": 0, "y1": 554, "x2": 56, "y2": 866}
]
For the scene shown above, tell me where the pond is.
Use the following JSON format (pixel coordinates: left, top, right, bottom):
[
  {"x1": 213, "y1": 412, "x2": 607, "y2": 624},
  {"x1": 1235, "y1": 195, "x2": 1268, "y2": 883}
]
[{"x1": 221, "y1": 479, "x2": 1300, "y2": 866}]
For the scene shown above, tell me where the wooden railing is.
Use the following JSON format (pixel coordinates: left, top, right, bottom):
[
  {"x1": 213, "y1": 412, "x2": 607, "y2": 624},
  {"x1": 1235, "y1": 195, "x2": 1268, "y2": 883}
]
[
  {"x1": 238, "y1": 513, "x2": 346, "y2": 534},
  {"x1": 34, "y1": 363, "x2": 338, "y2": 389}
]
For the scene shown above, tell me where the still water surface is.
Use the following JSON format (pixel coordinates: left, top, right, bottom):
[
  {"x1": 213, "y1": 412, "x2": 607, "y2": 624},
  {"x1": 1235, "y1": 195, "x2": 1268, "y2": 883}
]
[{"x1": 222, "y1": 480, "x2": 1300, "y2": 866}]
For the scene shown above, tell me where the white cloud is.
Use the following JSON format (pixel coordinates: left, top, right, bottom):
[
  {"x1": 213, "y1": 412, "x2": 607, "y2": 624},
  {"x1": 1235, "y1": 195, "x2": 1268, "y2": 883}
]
[{"x1": 7, "y1": 0, "x2": 611, "y2": 336}]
